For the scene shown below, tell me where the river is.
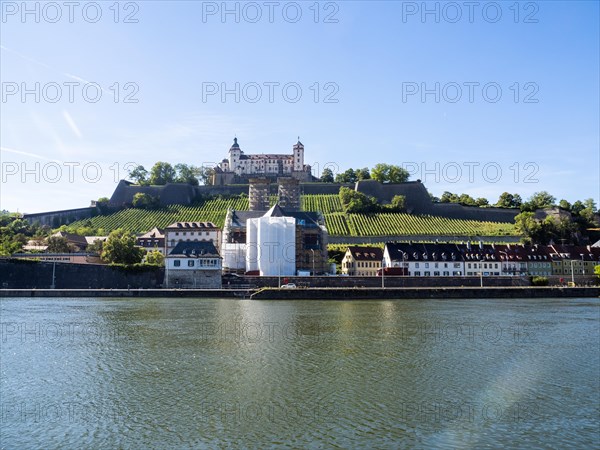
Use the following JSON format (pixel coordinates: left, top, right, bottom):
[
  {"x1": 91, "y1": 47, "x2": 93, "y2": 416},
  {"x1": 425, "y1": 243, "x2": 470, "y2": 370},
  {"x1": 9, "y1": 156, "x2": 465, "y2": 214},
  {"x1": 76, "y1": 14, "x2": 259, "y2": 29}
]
[{"x1": 1, "y1": 297, "x2": 598, "y2": 449}]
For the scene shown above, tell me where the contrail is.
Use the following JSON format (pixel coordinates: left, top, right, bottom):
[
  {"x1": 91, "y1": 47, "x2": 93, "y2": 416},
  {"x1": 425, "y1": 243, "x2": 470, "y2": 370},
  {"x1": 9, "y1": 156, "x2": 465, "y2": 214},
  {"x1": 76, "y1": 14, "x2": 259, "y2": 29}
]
[
  {"x1": 0, "y1": 147, "x2": 63, "y2": 163},
  {"x1": 0, "y1": 45, "x2": 107, "y2": 91}
]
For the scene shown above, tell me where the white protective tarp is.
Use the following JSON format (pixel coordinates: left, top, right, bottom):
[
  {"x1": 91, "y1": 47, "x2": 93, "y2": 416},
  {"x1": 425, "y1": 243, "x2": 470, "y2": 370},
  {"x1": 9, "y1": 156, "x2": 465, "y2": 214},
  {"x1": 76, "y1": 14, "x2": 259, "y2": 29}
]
[
  {"x1": 222, "y1": 243, "x2": 246, "y2": 270},
  {"x1": 246, "y1": 216, "x2": 296, "y2": 276},
  {"x1": 246, "y1": 219, "x2": 259, "y2": 273}
]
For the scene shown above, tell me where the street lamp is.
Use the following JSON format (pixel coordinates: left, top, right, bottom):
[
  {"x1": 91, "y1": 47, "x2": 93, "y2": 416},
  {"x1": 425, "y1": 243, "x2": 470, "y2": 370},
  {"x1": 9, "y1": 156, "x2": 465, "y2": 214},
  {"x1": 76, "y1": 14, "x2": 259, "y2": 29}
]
[
  {"x1": 311, "y1": 249, "x2": 315, "y2": 276},
  {"x1": 580, "y1": 254, "x2": 585, "y2": 276},
  {"x1": 381, "y1": 258, "x2": 385, "y2": 289}
]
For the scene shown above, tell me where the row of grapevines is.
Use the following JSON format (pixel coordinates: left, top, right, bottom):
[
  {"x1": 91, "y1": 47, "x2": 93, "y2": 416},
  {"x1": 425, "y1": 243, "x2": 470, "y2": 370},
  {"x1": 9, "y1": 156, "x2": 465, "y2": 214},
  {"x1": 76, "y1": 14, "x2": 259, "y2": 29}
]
[
  {"x1": 341, "y1": 213, "x2": 517, "y2": 237},
  {"x1": 67, "y1": 197, "x2": 250, "y2": 234},
  {"x1": 322, "y1": 213, "x2": 350, "y2": 235},
  {"x1": 301, "y1": 195, "x2": 343, "y2": 213}
]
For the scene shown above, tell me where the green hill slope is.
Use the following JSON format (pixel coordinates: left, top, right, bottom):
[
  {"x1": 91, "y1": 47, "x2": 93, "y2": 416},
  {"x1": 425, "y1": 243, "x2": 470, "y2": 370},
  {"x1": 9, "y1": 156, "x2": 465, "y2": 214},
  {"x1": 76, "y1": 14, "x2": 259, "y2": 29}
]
[{"x1": 66, "y1": 194, "x2": 518, "y2": 237}]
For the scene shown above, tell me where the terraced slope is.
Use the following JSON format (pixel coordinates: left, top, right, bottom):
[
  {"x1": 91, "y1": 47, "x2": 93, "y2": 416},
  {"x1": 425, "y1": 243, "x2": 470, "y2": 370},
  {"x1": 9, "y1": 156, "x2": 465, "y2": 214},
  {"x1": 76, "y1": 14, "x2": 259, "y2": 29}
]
[{"x1": 66, "y1": 194, "x2": 518, "y2": 237}]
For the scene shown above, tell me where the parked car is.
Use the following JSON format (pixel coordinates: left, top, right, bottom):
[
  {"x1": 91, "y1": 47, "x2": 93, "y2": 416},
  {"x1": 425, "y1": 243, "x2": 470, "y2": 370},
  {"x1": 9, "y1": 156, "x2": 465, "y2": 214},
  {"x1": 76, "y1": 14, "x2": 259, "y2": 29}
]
[
  {"x1": 280, "y1": 283, "x2": 297, "y2": 289},
  {"x1": 222, "y1": 273, "x2": 242, "y2": 280},
  {"x1": 222, "y1": 273, "x2": 245, "y2": 285}
]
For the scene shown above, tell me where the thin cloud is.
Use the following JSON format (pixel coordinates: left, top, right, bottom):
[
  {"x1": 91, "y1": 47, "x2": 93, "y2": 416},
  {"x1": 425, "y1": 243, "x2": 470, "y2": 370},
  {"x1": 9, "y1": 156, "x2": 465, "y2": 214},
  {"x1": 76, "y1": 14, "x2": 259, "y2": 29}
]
[
  {"x1": 62, "y1": 111, "x2": 83, "y2": 138},
  {"x1": 0, "y1": 45, "x2": 106, "y2": 92},
  {"x1": 0, "y1": 147, "x2": 63, "y2": 163}
]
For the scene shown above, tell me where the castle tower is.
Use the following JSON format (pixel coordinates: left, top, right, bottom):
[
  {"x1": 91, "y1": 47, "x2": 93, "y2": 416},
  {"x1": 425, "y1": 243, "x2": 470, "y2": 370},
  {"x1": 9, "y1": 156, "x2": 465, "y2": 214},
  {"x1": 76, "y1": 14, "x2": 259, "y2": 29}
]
[
  {"x1": 292, "y1": 138, "x2": 304, "y2": 172},
  {"x1": 229, "y1": 137, "x2": 242, "y2": 174},
  {"x1": 277, "y1": 177, "x2": 300, "y2": 210},
  {"x1": 249, "y1": 178, "x2": 270, "y2": 211}
]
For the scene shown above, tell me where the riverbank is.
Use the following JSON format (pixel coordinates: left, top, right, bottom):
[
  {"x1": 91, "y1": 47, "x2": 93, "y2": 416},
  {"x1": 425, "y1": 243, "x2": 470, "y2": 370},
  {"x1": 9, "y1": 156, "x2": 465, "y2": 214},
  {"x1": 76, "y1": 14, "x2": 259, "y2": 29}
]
[{"x1": 1, "y1": 286, "x2": 598, "y2": 299}]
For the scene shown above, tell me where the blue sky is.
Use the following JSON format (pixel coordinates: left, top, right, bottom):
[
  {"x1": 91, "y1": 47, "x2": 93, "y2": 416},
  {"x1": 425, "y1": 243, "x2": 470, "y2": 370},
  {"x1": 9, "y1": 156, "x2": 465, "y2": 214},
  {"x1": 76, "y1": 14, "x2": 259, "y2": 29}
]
[{"x1": 1, "y1": 1, "x2": 598, "y2": 213}]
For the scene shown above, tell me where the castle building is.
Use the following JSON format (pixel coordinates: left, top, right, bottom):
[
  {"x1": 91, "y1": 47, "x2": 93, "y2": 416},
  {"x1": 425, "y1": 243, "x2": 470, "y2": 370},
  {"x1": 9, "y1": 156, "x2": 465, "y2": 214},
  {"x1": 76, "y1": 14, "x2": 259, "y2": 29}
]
[{"x1": 213, "y1": 138, "x2": 313, "y2": 185}]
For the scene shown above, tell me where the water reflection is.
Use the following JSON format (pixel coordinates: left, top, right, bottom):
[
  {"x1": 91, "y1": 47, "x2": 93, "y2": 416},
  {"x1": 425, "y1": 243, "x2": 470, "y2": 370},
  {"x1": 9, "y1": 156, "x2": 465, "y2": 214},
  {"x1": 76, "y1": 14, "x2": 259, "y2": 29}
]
[{"x1": 1, "y1": 297, "x2": 598, "y2": 449}]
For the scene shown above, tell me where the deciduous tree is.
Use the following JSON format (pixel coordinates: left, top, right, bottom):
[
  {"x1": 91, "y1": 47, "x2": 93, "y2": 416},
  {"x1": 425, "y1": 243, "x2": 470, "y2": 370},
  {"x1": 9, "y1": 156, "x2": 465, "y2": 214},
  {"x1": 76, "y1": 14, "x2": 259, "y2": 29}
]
[
  {"x1": 101, "y1": 229, "x2": 144, "y2": 265},
  {"x1": 148, "y1": 162, "x2": 176, "y2": 185},
  {"x1": 320, "y1": 168, "x2": 334, "y2": 183},
  {"x1": 370, "y1": 163, "x2": 410, "y2": 184}
]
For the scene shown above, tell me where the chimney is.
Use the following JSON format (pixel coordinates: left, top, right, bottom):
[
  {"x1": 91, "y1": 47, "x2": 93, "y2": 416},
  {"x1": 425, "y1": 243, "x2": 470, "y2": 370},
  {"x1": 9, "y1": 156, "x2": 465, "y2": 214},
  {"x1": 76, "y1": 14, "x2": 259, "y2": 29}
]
[{"x1": 249, "y1": 178, "x2": 270, "y2": 211}]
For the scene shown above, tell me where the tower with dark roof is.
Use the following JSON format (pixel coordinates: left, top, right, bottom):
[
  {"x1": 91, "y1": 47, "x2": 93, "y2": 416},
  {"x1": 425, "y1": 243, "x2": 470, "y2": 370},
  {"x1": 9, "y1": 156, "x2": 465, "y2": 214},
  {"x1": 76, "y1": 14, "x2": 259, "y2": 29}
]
[
  {"x1": 228, "y1": 137, "x2": 242, "y2": 172},
  {"x1": 293, "y1": 139, "x2": 304, "y2": 172}
]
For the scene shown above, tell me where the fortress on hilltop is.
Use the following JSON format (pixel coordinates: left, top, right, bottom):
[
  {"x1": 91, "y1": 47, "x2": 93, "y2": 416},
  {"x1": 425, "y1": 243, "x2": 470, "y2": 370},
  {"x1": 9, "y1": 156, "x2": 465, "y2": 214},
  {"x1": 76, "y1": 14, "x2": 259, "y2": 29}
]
[
  {"x1": 22, "y1": 137, "x2": 523, "y2": 227},
  {"x1": 212, "y1": 138, "x2": 314, "y2": 185}
]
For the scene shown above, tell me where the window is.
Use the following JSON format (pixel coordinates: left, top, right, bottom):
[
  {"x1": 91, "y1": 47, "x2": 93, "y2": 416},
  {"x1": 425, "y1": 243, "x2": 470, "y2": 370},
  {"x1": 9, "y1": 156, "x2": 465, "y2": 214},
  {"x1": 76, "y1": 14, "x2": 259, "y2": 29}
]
[
  {"x1": 173, "y1": 260, "x2": 181, "y2": 267},
  {"x1": 443, "y1": 271, "x2": 449, "y2": 276},
  {"x1": 187, "y1": 260, "x2": 194, "y2": 267},
  {"x1": 454, "y1": 263, "x2": 461, "y2": 268},
  {"x1": 425, "y1": 263, "x2": 429, "y2": 268},
  {"x1": 424, "y1": 271, "x2": 430, "y2": 276},
  {"x1": 415, "y1": 263, "x2": 420, "y2": 268},
  {"x1": 414, "y1": 271, "x2": 421, "y2": 276},
  {"x1": 434, "y1": 263, "x2": 439, "y2": 268},
  {"x1": 467, "y1": 263, "x2": 471, "y2": 269}
]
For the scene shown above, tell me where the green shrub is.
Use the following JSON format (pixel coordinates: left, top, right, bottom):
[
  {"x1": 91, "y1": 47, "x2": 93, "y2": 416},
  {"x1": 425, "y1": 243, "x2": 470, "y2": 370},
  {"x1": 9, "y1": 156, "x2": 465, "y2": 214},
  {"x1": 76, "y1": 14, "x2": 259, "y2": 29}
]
[{"x1": 531, "y1": 276, "x2": 549, "y2": 286}]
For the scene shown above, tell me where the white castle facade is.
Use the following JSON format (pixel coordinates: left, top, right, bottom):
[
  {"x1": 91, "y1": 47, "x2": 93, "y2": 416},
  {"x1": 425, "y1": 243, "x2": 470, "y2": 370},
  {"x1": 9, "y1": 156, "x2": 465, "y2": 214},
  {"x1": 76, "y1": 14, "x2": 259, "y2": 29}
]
[{"x1": 213, "y1": 138, "x2": 312, "y2": 184}]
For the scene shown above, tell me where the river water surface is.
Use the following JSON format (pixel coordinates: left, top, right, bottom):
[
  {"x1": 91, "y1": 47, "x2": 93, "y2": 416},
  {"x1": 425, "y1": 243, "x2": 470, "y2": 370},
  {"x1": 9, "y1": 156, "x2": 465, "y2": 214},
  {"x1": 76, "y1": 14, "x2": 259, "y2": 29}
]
[{"x1": 1, "y1": 297, "x2": 598, "y2": 449}]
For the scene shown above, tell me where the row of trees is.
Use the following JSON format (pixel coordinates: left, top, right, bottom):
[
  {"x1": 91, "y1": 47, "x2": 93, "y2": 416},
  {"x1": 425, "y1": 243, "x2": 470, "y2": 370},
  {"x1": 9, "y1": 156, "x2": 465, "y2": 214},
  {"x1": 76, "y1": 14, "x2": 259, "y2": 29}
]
[
  {"x1": 128, "y1": 163, "x2": 213, "y2": 186},
  {"x1": 514, "y1": 213, "x2": 577, "y2": 245},
  {"x1": 438, "y1": 190, "x2": 598, "y2": 217},
  {"x1": 0, "y1": 211, "x2": 164, "y2": 266},
  {"x1": 0, "y1": 213, "x2": 48, "y2": 256},
  {"x1": 513, "y1": 193, "x2": 599, "y2": 244},
  {"x1": 321, "y1": 164, "x2": 411, "y2": 184},
  {"x1": 438, "y1": 192, "x2": 490, "y2": 207}
]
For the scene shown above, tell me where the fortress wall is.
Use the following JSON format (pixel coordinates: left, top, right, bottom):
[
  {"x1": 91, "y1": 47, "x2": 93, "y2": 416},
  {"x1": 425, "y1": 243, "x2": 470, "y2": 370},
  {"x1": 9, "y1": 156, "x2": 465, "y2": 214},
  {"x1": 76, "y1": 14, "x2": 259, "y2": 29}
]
[
  {"x1": 196, "y1": 185, "x2": 249, "y2": 197},
  {"x1": 23, "y1": 207, "x2": 96, "y2": 227},
  {"x1": 300, "y1": 183, "x2": 353, "y2": 195},
  {"x1": 430, "y1": 203, "x2": 519, "y2": 222}
]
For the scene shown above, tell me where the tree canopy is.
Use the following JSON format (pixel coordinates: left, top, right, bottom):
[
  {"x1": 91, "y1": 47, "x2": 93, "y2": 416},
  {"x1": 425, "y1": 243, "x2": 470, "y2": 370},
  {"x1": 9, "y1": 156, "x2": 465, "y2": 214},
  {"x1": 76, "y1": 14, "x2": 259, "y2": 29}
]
[
  {"x1": 335, "y1": 167, "x2": 371, "y2": 183},
  {"x1": 132, "y1": 193, "x2": 159, "y2": 209},
  {"x1": 46, "y1": 236, "x2": 72, "y2": 253},
  {"x1": 128, "y1": 162, "x2": 208, "y2": 186},
  {"x1": 144, "y1": 250, "x2": 165, "y2": 266},
  {"x1": 339, "y1": 187, "x2": 380, "y2": 214},
  {"x1": 0, "y1": 213, "x2": 47, "y2": 256},
  {"x1": 521, "y1": 191, "x2": 556, "y2": 212},
  {"x1": 495, "y1": 192, "x2": 522, "y2": 209},
  {"x1": 370, "y1": 163, "x2": 410, "y2": 184},
  {"x1": 101, "y1": 229, "x2": 145, "y2": 265},
  {"x1": 148, "y1": 162, "x2": 177, "y2": 185},
  {"x1": 320, "y1": 168, "x2": 334, "y2": 183}
]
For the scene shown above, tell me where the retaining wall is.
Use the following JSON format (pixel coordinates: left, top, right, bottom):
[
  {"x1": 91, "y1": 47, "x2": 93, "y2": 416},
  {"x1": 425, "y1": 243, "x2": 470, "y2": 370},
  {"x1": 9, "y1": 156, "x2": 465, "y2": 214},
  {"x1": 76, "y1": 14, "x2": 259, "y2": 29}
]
[{"x1": 0, "y1": 260, "x2": 164, "y2": 289}]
